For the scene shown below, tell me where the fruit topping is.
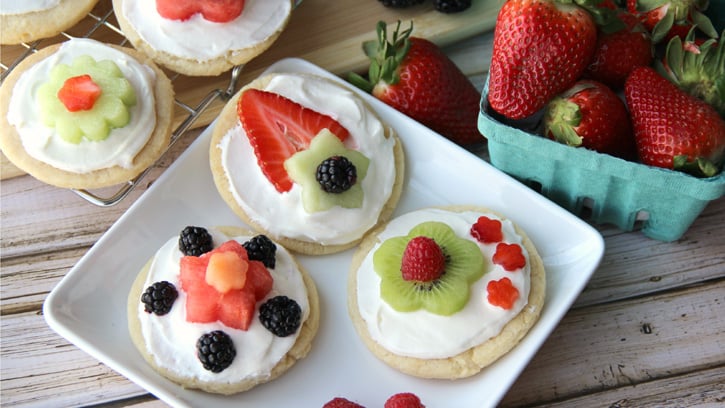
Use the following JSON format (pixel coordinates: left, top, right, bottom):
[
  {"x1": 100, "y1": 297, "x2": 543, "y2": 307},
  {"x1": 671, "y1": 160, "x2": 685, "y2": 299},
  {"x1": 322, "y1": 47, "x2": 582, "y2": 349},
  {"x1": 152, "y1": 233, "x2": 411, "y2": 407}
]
[
  {"x1": 470, "y1": 215, "x2": 503, "y2": 244},
  {"x1": 285, "y1": 129, "x2": 370, "y2": 212},
  {"x1": 258, "y1": 295, "x2": 302, "y2": 337},
  {"x1": 378, "y1": 0, "x2": 423, "y2": 8},
  {"x1": 57, "y1": 75, "x2": 101, "y2": 112},
  {"x1": 400, "y1": 236, "x2": 446, "y2": 282},
  {"x1": 141, "y1": 281, "x2": 178, "y2": 316},
  {"x1": 156, "y1": 0, "x2": 244, "y2": 23},
  {"x1": 492, "y1": 243, "x2": 527, "y2": 271},
  {"x1": 385, "y1": 392, "x2": 426, "y2": 408},
  {"x1": 433, "y1": 0, "x2": 472, "y2": 14},
  {"x1": 179, "y1": 240, "x2": 273, "y2": 330},
  {"x1": 243, "y1": 235, "x2": 277, "y2": 269},
  {"x1": 238, "y1": 89, "x2": 350, "y2": 193},
  {"x1": 487, "y1": 277, "x2": 520, "y2": 310},
  {"x1": 316, "y1": 156, "x2": 358, "y2": 194},
  {"x1": 179, "y1": 226, "x2": 214, "y2": 257},
  {"x1": 196, "y1": 330, "x2": 236, "y2": 373},
  {"x1": 373, "y1": 221, "x2": 484, "y2": 315},
  {"x1": 323, "y1": 397, "x2": 366, "y2": 408},
  {"x1": 37, "y1": 55, "x2": 136, "y2": 144}
]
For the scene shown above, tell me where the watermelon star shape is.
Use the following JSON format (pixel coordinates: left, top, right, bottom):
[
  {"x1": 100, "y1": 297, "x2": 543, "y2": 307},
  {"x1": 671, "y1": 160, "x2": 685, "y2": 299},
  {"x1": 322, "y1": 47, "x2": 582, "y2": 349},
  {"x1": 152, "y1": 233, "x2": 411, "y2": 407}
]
[
  {"x1": 37, "y1": 55, "x2": 136, "y2": 144},
  {"x1": 373, "y1": 221, "x2": 485, "y2": 316},
  {"x1": 284, "y1": 129, "x2": 370, "y2": 213},
  {"x1": 179, "y1": 240, "x2": 273, "y2": 331}
]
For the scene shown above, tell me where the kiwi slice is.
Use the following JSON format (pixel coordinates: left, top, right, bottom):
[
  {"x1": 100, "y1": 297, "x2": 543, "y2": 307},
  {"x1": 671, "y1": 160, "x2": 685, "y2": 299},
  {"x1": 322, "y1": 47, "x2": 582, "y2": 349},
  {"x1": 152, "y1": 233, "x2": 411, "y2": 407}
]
[
  {"x1": 285, "y1": 129, "x2": 370, "y2": 212},
  {"x1": 373, "y1": 221, "x2": 485, "y2": 316}
]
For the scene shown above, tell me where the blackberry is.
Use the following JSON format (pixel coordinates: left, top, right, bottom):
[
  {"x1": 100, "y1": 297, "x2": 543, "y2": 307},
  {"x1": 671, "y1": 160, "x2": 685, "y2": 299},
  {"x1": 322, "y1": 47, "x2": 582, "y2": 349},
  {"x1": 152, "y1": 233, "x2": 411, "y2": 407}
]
[
  {"x1": 259, "y1": 296, "x2": 302, "y2": 337},
  {"x1": 196, "y1": 330, "x2": 236, "y2": 373},
  {"x1": 316, "y1": 156, "x2": 357, "y2": 194},
  {"x1": 378, "y1": 0, "x2": 425, "y2": 7},
  {"x1": 243, "y1": 235, "x2": 277, "y2": 269},
  {"x1": 178, "y1": 226, "x2": 213, "y2": 256},
  {"x1": 141, "y1": 281, "x2": 178, "y2": 315},
  {"x1": 433, "y1": 0, "x2": 472, "y2": 13}
]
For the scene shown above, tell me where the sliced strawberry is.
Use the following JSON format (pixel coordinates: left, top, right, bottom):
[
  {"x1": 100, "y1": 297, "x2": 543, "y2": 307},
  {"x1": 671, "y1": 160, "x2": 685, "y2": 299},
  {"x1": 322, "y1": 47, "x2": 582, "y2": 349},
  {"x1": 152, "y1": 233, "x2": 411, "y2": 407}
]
[
  {"x1": 492, "y1": 243, "x2": 527, "y2": 272},
  {"x1": 57, "y1": 74, "x2": 101, "y2": 112},
  {"x1": 156, "y1": 0, "x2": 244, "y2": 23},
  {"x1": 487, "y1": 277, "x2": 520, "y2": 310},
  {"x1": 238, "y1": 89, "x2": 350, "y2": 193},
  {"x1": 470, "y1": 216, "x2": 503, "y2": 244}
]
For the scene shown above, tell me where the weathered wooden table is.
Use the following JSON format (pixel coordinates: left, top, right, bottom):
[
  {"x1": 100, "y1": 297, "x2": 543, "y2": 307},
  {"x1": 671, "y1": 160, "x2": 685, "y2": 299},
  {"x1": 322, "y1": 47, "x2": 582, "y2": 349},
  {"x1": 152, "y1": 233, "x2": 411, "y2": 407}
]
[{"x1": 2, "y1": 1, "x2": 724, "y2": 407}]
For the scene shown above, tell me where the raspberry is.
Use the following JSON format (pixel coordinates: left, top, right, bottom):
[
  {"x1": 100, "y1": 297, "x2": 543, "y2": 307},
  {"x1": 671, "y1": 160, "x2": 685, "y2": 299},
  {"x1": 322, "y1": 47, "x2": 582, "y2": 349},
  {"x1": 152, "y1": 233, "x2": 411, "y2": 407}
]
[
  {"x1": 243, "y1": 234, "x2": 277, "y2": 269},
  {"x1": 259, "y1": 296, "x2": 302, "y2": 337},
  {"x1": 432, "y1": 0, "x2": 472, "y2": 13},
  {"x1": 178, "y1": 226, "x2": 213, "y2": 256},
  {"x1": 487, "y1": 277, "x2": 520, "y2": 310},
  {"x1": 401, "y1": 236, "x2": 446, "y2": 282},
  {"x1": 323, "y1": 397, "x2": 366, "y2": 408},
  {"x1": 470, "y1": 215, "x2": 503, "y2": 244},
  {"x1": 316, "y1": 155, "x2": 357, "y2": 194},
  {"x1": 196, "y1": 330, "x2": 236, "y2": 372},
  {"x1": 492, "y1": 243, "x2": 526, "y2": 271},
  {"x1": 141, "y1": 281, "x2": 178, "y2": 315},
  {"x1": 384, "y1": 392, "x2": 426, "y2": 408}
]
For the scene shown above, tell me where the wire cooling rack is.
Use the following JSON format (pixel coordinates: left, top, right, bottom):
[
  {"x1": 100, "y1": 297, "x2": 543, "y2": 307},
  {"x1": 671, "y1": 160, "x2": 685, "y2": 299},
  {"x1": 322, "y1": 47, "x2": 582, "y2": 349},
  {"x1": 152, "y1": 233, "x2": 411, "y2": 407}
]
[{"x1": 1, "y1": 0, "x2": 302, "y2": 206}]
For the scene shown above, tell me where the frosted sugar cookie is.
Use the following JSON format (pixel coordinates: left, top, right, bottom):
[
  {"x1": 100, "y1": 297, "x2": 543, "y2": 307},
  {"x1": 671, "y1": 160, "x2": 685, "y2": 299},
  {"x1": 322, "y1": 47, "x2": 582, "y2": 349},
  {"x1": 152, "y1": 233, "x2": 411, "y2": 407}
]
[
  {"x1": 348, "y1": 206, "x2": 546, "y2": 379},
  {"x1": 128, "y1": 226, "x2": 319, "y2": 394},
  {"x1": 210, "y1": 73, "x2": 404, "y2": 255},
  {"x1": 0, "y1": 0, "x2": 99, "y2": 45}
]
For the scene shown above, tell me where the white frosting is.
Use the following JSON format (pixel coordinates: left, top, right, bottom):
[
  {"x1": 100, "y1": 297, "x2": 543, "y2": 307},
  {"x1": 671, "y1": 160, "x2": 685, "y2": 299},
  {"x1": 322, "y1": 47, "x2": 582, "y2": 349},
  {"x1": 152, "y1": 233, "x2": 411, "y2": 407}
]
[
  {"x1": 120, "y1": 0, "x2": 291, "y2": 61},
  {"x1": 219, "y1": 74, "x2": 397, "y2": 246},
  {"x1": 138, "y1": 229, "x2": 310, "y2": 384},
  {"x1": 0, "y1": 0, "x2": 59, "y2": 15},
  {"x1": 6, "y1": 38, "x2": 158, "y2": 172},
  {"x1": 356, "y1": 208, "x2": 532, "y2": 359}
]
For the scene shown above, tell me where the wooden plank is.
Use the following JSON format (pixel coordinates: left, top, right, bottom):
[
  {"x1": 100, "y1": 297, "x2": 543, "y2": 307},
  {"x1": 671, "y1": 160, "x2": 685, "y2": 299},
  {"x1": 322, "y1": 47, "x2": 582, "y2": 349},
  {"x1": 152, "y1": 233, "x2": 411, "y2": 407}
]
[{"x1": 499, "y1": 280, "x2": 725, "y2": 407}]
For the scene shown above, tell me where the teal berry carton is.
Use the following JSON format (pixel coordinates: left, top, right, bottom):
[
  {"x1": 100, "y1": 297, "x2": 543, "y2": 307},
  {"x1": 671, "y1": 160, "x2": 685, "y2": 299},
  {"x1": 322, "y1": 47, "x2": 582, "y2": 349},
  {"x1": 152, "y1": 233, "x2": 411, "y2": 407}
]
[{"x1": 477, "y1": 78, "x2": 725, "y2": 242}]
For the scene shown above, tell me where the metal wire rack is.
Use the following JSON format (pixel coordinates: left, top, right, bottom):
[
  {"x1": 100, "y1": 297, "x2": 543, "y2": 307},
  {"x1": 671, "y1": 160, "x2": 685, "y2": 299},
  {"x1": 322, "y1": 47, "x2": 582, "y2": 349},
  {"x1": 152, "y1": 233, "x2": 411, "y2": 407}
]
[{"x1": 1, "y1": 1, "x2": 301, "y2": 206}]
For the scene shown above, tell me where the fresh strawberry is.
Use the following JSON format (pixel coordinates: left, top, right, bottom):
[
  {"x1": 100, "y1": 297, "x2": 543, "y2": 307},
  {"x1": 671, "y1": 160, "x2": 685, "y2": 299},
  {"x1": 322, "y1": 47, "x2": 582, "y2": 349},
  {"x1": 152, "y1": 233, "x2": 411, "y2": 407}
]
[
  {"x1": 625, "y1": 0, "x2": 717, "y2": 43},
  {"x1": 492, "y1": 243, "x2": 527, "y2": 271},
  {"x1": 348, "y1": 21, "x2": 482, "y2": 146},
  {"x1": 624, "y1": 66, "x2": 725, "y2": 177},
  {"x1": 156, "y1": 0, "x2": 244, "y2": 23},
  {"x1": 238, "y1": 89, "x2": 350, "y2": 193},
  {"x1": 657, "y1": 29, "x2": 724, "y2": 116},
  {"x1": 323, "y1": 397, "x2": 366, "y2": 408},
  {"x1": 401, "y1": 236, "x2": 446, "y2": 282},
  {"x1": 487, "y1": 277, "x2": 520, "y2": 310},
  {"x1": 543, "y1": 80, "x2": 636, "y2": 159},
  {"x1": 384, "y1": 392, "x2": 425, "y2": 408},
  {"x1": 470, "y1": 215, "x2": 503, "y2": 244},
  {"x1": 57, "y1": 74, "x2": 101, "y2": 112},
  {"x1": 487, "y1": 0, "x2": 618, "y2": 120},
  {"x1": 584, "y1": 10, "x2": 654, "y2": 89}
]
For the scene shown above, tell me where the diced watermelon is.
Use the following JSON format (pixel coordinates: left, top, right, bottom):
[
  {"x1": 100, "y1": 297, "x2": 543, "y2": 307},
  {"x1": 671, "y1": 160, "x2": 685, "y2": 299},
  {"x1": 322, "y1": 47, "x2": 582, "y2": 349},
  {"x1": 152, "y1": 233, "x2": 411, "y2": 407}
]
[
  {"x1": 155, "y1": 0, "x2": 244, "y2": 23},
  {"x1": 218, "y1": 290, "x2": 256, "y2": 330},
  {"x1": 245, "y1": 260, "x2": 274, "y2": 301},
  {"x1": 238, "y1": 89, "x2": 350, "y2": 193},
  {"x1": 57, "y1": 74, "x2": 101, "y2": 112},
  {"x1": 179, "y1": 255, "x2": 207, "y2": 292},
  {"x1": 185, "y1": 285, "x2": 220, "y2": 323}
]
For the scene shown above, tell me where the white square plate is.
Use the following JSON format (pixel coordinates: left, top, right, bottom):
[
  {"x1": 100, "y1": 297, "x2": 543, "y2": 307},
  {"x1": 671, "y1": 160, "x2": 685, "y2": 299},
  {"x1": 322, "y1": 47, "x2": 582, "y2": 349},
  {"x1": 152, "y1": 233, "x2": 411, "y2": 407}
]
[{"x1": 44, "y1": 58, "x2": 605, "y2": 407}]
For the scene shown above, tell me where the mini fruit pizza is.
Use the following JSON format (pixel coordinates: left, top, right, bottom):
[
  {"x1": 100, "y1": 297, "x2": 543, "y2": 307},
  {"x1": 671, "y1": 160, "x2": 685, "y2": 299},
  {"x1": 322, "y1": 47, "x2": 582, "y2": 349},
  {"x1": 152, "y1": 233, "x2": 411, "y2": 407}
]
[
  {"x1": 0, "y1": 38, "x2": 174, "y2": 189},
  {"x1": 209, "y1": 73, "x2": 405, "y2": 255},
  {"x1": 348, "y1": 206, "x2": 546, "y2": 379},
  {"x1": 127, "y1": 226, "x2": 319, "y2": 394},
  {"x1": 112, "y1": 0, "x2": 294, "y2": 76},
  {"x1": 0, "y1": 0, "x2": 99, "y2": 45}
]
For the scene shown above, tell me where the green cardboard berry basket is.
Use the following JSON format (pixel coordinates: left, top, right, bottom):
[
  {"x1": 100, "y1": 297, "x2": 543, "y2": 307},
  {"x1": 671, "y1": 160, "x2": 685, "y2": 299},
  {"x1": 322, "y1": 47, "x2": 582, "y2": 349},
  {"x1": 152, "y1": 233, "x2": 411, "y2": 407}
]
[{"x1": 477, "y1": 77, "x2": 725, "y2": 242}]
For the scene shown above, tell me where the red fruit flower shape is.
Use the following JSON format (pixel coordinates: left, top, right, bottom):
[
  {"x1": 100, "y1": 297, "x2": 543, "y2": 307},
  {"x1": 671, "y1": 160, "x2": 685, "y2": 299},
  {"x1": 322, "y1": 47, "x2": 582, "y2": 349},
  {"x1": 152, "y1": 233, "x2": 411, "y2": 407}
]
[
  {"x1": 179, "y1": 240, "x2": 273, "y2": 331},
  {"x1": 373, "y1": 221, "x2": 484, "y2": 316},
  {"x1": 156, "y1": 0, "x2": 245, "y2": 23}
]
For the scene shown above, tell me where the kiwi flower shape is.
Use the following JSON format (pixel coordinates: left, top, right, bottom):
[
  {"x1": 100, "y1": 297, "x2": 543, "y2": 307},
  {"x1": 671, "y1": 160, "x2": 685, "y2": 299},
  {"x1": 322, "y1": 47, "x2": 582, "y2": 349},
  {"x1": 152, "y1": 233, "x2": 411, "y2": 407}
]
[
  {"x1": 37, "y1": 55, "x2": 137, "y2": 144},
  {"x1": 285, "y1": 129, "x2": 370, "y2": 213},
  {"x1": 373, "y1": 221, "x2": 485, "y2": 316}
]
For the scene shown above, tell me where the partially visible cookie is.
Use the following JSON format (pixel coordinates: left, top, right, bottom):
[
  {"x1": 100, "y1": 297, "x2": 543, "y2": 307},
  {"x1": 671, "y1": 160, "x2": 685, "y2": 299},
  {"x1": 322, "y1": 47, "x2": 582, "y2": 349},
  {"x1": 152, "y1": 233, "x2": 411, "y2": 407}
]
[
  {"x1": 128, "y1": 226, "x2": 319, "y2": 395},
  {"x1": 112, "y1": 0, "x2": 294, "y2": 76},
  {"x1": 210, "y1": 72, "x2": 404, "y2": 255},
  {"x1": 348, "y1": 206, "x2": 546, "y2": 379},
  {"x1": 0, "y1": 38, "x2": 174, "y2": 189},
  {"x1": 0, "y1": 0, "x2": 99, "y2": 45}
]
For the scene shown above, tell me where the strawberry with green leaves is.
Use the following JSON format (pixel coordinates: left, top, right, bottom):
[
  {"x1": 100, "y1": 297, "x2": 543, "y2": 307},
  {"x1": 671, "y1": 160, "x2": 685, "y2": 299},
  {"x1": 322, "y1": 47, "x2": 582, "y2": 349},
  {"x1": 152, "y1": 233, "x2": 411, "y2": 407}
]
[
  {"x1": 487, "y1": 0, "x2": 619, "y2": 120},
  {"x1": 625, "y1": 0, "x2": 717, "y2": 43},
  {"x1": 348, "y1": 21, "x2": 482, "y2": 146},
  {"x1": 543, "y1": 80, "x2": 636, "y2": 159},
  {"x1": 624, "y1": 66, "x2": 725, "y2": 177}
]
